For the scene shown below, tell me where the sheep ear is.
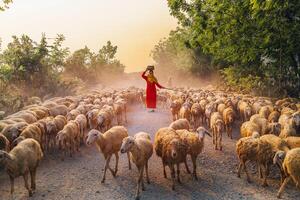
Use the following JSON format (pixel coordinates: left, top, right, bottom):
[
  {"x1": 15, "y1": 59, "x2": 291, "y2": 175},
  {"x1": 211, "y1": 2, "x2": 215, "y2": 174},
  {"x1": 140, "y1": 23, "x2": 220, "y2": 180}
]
[{"x1": 205, "y1": 130, "x2": 212, "y2": 137}]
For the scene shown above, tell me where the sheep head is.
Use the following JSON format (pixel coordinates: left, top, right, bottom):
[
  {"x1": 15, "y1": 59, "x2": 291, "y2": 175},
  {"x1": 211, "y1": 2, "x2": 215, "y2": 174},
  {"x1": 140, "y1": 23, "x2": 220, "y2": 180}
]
[
  {"x1": 86, "y1": 129, "x2": 101, "y2": 145},
  {"x1": 0, "y1": 150, "x2": 12, "y2": 164},
  {"x1": 273, "y1": 150, "x2": 286, "y2": 167},
  {"x1": 167, "y1": 138, "x2": 186, "y2": 159},
  {"x1": 46, "y1": 121, "x2": 57, "y2": 135},
  {"x1": 252, "y1": 132, "x2": 260, "y2": 138},
  {"x1": 120, "y1": 136, "x2": 135, "y2": 153},
  {"x1": 196, "y1": 127, "x2": 212, "y2": 140}
]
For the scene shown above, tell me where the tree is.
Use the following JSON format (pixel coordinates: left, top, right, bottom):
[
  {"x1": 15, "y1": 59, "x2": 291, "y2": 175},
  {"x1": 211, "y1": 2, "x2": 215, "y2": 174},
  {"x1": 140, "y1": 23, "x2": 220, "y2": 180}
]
[
  {"x1": 0, "y1": 0, "x2": 13, "y2": 11},
  {"x1": 166, "y1": 0, "x2": 300, "y2": 97}
]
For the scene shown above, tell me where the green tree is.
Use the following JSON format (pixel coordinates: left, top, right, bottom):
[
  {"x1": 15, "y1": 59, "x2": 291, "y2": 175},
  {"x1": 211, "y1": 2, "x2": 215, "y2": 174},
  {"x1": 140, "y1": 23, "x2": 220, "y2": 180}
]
[{"x1": 0, "y1": 0, "x2": 13, "y2": 11}]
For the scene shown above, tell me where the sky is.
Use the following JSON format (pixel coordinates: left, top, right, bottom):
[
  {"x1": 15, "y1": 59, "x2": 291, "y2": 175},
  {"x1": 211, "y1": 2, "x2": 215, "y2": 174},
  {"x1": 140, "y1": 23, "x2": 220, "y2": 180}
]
[{"x1": 0, "y1": 0, "x2": 178, "y2": 72}]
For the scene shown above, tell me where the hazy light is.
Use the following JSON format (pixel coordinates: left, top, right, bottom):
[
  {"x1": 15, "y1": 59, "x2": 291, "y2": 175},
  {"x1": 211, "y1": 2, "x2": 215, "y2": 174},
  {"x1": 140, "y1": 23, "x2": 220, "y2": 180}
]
[{"x1": 0, "y1": 0, "x2": 177, "y2": 72}]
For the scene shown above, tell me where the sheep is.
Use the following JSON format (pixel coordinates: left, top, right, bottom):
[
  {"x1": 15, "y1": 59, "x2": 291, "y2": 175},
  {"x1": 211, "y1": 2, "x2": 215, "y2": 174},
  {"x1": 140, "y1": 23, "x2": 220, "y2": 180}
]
[
  {"x1": 169, "y1": 119, "x2": 190, "y2": 131},
  {"x1": 257, "y1": 134, "x2": 290, "y2": 187},
  {"x1": 238, "y1": 101, "x2": 252, "y2": 122},
  {"x1": 87, "y1": 109, "x2": 99, "y2": 129},
  {"x1": 191, "y1": 103, "x2": 201, "y2": 128},
  {"x1": 0, "y1": 138, "x2": 43, "y2": 197},
  {"x1": 179, "y1": 103, "x2": 192, "y2": 123},
  {"x1": 74, "y1": 114, "x2": 87, "y2": 143},
  {"x1": 170, "y1": 100, "x2": 181, "y2": 121},
  {"x1": 49, "y1": 104, "x2": 68, "y2": 116},
  {"x1": 199, "y1": 99, "x2": 208, "y2": 124},
  {"x1": 5, "y1": 112, "x2": 37, "y2": 124},
  {"x1": 284, "y1": 137, "x2": 300, "y2": 149},
  {"x1": 120, "y1": 132, "x2": 153, "y2": 200},
  {"x1": 12, "y1": 124, "x2": 43, "y2": 150},
  {"x1": 1, "y1": 122, "x2": 28, "y2": 143},
  {"x1": 66, "y1": 109, "x2": 81, "y2": 121},
  {"x1": 250, "y1": 115, "x2": 269, "y2": 135},
  {"x1": 0, "y1": 133, "x2": 10, "y2": 152},
  {"x1": 279, "y1": 124, "x2": 297, "y2": 138},
  {"x1": 154, "y1": 127, "x2": 188, "y2": 190},
  {"x1": 259, "y1": 105, "x2": 272, "y2": 119},
  {"x1": 223, "y1": 107, "x2": 235, "y2": 139},
  {"x1": 268, "y1": 110, "x2": 280, "y2": 123},
  {"x1": 236, "y1": 132, "x2": 260, "y2": 182},
  {"x1": 86, "y1": 126, "x2": 131, "y2": 183},
  {"x1": 210, "y1": 112, "x2": 224, "y2": 150},
  {"x1": 205, "y1": 102, "x2": 217, "y2": 127},
  {"x1": 176, "y1": 127, "x2": 211, "y2": 180},
  {"x1": 217, "y1": 103, "x2": 226, "y2": 115},
  {"x1": 56, "y1": 120, "x2": 80, "y2": 160},
  {"x1": 97, "y1": 110, "x2": 113, "y2": 132},
  {"x1": 273, "y1": 148, "x2": 300, "y2": 198}
]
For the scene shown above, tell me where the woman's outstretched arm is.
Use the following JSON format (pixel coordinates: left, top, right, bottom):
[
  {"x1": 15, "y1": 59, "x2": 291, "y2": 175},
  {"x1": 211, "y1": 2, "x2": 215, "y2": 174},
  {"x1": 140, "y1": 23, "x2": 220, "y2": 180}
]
[{"x1": 155, "y1": 81, "x2": 165, "y2": 89}]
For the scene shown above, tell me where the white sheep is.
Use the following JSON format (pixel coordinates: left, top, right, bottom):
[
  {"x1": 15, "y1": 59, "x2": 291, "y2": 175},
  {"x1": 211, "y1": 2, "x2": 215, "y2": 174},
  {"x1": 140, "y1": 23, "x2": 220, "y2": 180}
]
[{"x1": 120, "y1": 132, "x2": 153, "y2": 200}]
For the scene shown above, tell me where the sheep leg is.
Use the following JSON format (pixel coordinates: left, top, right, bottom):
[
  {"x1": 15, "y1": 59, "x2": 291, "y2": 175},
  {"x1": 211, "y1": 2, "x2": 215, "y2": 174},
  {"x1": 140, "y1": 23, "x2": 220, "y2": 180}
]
[
  {"x1": 23, "y1": 173, "x2": 33, "y2": 197},
  {"x1": 163, "y1": 160, "x2": 167, "y2": 178},
  {"x1": 145, "y1": 161, "x2": 150, "y2": 184},
  {"x1": 114, "y1": 153, "x2": 119, "y2": 176},
  {"x1": 191, "y1": 155, "x2": 198, "y2": 180},
  {"x1": 135, "y1": 167, "x2": 143, "y2": 200},
  {"x1": 229, "y1": 125, "x2": 233, "y2": 139},
  {"x1": 176, "y1": 163, "x2": 181, "y2": 184},
  {"x1": 237, "y1": 162, "x2": 242, "y2": 178},
  {"x1": 262, "y1": 164, "x2": 269, "y2": 187},
  {"x1": 9, "y1": 175, "x2": 14, "y2": 195},
  {"x1": 243, "y1": 161, "x2": 251, "y2": 183},
  {"x1": 184, "y1": 157, "x2": 191, "y2": 174},
  {"x1": 219, "y1": 132, "x2": 223, "y2": 151},
  {"x1": 30, "y1": 168, "x2": 37, "y2": 190},
  {"x1": 277, "y1": 176, "x2": 290, "y2": 198},
  {"x1": 170, "y1": 165, "x2": 176, "y2": 190},
  {"x1": 127, "y1": 152, "x2": 132, "y2": 170},
  {"x1": 141, "y1": 166, "x2": 145, "y2": 191},
  {"x1": 101, "y1": 155, "x2": 112, "y2": 183}
]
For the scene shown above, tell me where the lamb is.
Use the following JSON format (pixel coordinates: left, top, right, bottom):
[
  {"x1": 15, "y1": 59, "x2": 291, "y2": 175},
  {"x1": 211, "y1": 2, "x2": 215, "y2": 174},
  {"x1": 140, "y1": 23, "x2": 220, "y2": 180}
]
[
  {"x1": 223, "y1": 107, "x2": 235, "y2": 139},
  {"x1": 176, "y1": 127, "x2": 211, "y2": 180},
  {"x1": 120, "y1": 132, "x2": 153, "y2": 200},
  {"x1": 273, "y1": 148, "x2": 300, "y2": 198},
  {"x1": 236, "y1": 132, "x2": 260, "y2": 182},
  {"x1": 56, "y1": 120, "x2": 80, "y2": 160},
  {"x1": 169, "y1": 119, "x2": 190, "y2": 131},
  {"x1": 0, "y1": 133, "x2": 10, "y2": 152},
  {"x1": 86, "y1": 126, "x2": 131, "y2": 183},
  {"x1": 210, "y1": 112, "x2": 224, "y2": 150},
  {"x1": 0, "y1": 138, "x2": 43, "y2": 197}
]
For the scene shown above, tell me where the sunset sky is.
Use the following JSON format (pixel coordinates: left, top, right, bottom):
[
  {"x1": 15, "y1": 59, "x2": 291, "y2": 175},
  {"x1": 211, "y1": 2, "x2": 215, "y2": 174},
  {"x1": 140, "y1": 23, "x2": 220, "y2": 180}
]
[{"x1": 0, "y1": 0, "x2": 178, "y2": 72}]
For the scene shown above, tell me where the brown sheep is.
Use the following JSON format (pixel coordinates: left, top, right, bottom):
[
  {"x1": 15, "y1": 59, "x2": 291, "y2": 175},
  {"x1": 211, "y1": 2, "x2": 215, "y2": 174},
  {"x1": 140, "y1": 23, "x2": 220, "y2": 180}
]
[
  {"x1": 120, "y1": 132, "x2": 153, "y2": 200},
  {"x1": 273, "y1": 148, "x2": 300, "y2": 198},
  {"x1": 169, "y1": 119, "x2": 190, "y2": 131},
  {"x1": 268, "y1": 110, "x2": 280, "y2": 123},
  {"x1": 74, "y1": 114, "x2": 87, "y2": 143},
  {"x1": 12, "y1": 124, "x2": 43, "y2": 150},
  {"x1": 236, "y1": 132, "x2": 260, "y2": 183},
  {"x1": 56, "y1": 120, "x2": 80, "y2": 160},
  {"x1": 1, "y1": 122, "x2": 28, "y2": 143},
  {"x1": 0, "y1": 133, "x2": 10, "y2": 152},
  {"x1": 238, "y1": 101, "x2": 252, "y2": 122},
  {"x1": 49, "y1": 105, "x2": 68, "y2": 116},
  {"x1": 66, "y1": 109, "x2": 81, "y2": 121},
  {"x1": 86, "y1": 126, "x2": 131, "y2": 183},
  {"x1": 0, "y1": 139, "x2": 43, "y2": 197},
  {"x1": 284, "y1": 137, "x2": 300, "y2": 149},
  {"x1": 176, "y1": 127, "x2": 211, "y2": 180},
  {"x1": 154, "y1": 127, "x2": 189, "y2": 190},
  {"x1": 179, "y1": 103, "x2": 191, "y2": 123},
  {"x1": 223, "y1": 107, "x2": 235, "y2": 139},
  {"x1": 170, "y1": 100, "x2": 181, "y2": 121},
  {"x1": 210, "y1": 112, "x2": 224, "y2": 150},
  {"x1": 191, "y1": 103, "x2": 201, "y2": 129}
]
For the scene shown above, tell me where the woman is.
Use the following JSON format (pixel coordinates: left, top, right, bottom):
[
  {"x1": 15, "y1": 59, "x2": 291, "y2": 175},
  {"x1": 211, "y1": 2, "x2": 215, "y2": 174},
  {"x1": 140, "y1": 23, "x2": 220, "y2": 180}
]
[{"x1": 141, "y1": 66, "x2": 165, "y2": 112}]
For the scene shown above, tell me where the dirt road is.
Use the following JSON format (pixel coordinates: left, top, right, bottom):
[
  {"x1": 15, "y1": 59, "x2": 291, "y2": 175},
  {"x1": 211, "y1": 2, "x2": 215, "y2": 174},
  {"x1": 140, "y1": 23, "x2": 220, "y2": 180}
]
[{"x1": 0, "y1": 105, "x2": 299, "y2": 200}]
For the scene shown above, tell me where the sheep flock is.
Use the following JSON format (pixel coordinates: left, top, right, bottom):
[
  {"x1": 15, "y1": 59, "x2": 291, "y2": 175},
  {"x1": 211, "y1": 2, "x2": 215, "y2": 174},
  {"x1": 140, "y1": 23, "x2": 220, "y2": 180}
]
[{"x1": 0, "y1": 86, "x2": 299, "y2": 199}]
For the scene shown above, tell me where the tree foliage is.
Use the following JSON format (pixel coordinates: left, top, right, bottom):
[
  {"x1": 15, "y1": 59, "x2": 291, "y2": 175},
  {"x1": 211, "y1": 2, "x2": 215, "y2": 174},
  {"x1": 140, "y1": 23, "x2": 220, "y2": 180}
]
[
  {"x1": 163, "y1": 0, "x2": 300, "y2": 97},
  {"x1": 0, "y1": 0, "x2": 12, "y2": 11}
]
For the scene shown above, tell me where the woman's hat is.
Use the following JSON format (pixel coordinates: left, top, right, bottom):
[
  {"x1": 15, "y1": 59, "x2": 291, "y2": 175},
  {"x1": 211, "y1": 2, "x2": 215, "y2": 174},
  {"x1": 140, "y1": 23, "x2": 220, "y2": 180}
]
[{"x1": 147, "y1": 65, "x2": 154, "y2": 71}]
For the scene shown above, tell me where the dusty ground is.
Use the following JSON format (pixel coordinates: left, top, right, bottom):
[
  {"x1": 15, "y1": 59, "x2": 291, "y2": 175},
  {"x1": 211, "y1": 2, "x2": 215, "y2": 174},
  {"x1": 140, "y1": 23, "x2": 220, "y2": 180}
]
[{"x1": 0, "y1": 105, "x2": 299, "y2": 200}]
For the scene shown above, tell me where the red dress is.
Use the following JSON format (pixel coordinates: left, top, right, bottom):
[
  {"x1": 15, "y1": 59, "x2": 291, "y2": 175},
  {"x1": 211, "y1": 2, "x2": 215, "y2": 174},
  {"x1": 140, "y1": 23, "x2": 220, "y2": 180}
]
[{"x1": 141, "y1": 71, "x2": 164, "y2": 109}]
